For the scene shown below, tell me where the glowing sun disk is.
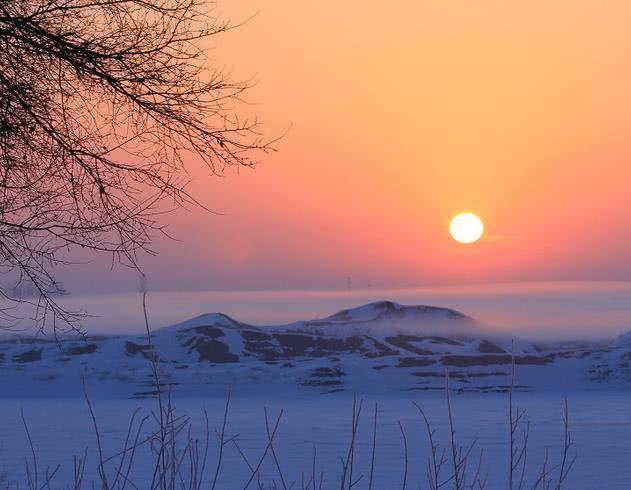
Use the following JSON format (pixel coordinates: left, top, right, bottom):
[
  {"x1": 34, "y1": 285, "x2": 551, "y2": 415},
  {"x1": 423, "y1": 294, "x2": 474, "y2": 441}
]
[{"x1": 450, "y1": 213, "x2": 484, "y2": 244}]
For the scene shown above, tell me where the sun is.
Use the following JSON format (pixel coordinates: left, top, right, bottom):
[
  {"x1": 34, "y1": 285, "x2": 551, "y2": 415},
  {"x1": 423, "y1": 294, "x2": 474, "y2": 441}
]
[{"x1": 449, "y1": 213, "x2": 484, "y2": 244}]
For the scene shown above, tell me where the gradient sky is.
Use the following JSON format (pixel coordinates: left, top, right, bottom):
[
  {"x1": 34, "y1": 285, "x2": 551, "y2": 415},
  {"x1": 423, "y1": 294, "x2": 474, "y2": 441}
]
[{"x1": 59, "y1": 1, "x2": 631, "y2": 293}]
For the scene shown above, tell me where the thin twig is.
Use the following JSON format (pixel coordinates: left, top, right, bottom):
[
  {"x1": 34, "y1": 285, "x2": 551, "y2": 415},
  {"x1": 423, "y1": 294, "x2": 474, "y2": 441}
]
[
  {"x1": 211, "y1": 389, "x2": 232, "y2": 490},
  {"x1": 368, "y1": 403, "x2": 378, "y2": 490},
  {"x1": 397, "y1": 420, "x2": 408, "y2": 490}
]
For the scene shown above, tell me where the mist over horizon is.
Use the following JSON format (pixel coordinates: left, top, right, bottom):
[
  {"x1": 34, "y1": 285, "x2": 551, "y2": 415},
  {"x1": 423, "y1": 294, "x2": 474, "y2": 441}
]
[{"x1": 4, "y1": 280, "x2": 627, "y2": 342}]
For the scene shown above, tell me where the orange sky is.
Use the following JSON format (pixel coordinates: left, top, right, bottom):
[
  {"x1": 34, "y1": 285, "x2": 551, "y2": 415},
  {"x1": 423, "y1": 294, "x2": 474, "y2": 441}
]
[{"x1": 64, "y1": 1, "x2": 631, "y2": 292}]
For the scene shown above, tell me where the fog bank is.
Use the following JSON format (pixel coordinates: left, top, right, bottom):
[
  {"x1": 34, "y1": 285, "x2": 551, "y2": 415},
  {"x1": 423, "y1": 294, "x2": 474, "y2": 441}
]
[{"x1": 2, "y1": 281, "x2": 622, "y2": 341}]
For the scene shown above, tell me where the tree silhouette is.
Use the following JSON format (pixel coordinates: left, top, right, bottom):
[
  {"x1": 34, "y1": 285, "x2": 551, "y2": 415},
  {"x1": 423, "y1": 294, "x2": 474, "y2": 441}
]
[{"x1": 0, "y1": 0, "x2": 272, "y2": 333}]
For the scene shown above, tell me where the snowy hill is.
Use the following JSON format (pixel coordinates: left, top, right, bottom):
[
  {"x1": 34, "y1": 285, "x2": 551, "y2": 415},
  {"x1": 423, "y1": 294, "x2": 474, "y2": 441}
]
[{"x1": 1, "y1": 301, "x2": 630, "y2": 397}]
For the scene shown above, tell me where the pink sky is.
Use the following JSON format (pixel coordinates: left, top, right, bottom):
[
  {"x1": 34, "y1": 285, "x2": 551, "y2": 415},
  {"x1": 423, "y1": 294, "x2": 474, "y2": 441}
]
[{"x1": 59, "y1": 1, "x2": 631, "y2": 293}]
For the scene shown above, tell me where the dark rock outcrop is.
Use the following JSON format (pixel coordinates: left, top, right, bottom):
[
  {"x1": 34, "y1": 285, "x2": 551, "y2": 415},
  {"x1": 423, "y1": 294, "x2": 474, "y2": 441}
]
[
  {"x1": 477, "y1": 340, "x2": 506, "y2": 354},
  {"x1": 441, "y1": 355, "x2": 551, "y2": 367},
  {"x1": 14, "y1": 349, "x2": 42, "y2": 363},
  {"x1": 67, "y1": 343, "x2": 98, "y2": 355},
  {"x1": 396, "y1": 357, "x2": 437, "y2": 368}
]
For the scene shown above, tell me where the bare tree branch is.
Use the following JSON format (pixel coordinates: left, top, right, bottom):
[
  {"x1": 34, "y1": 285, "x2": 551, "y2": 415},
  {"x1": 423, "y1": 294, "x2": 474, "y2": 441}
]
[{"x1": 0, "y1": 0, "x2": 273, "y2": 334}]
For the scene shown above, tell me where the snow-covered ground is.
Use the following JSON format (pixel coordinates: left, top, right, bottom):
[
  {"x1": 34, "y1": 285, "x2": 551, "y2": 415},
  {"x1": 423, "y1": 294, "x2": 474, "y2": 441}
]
[
  {"x1": 0, "y1": 301, "x2": 629, "y2": 398},
  {"x1": 2, "y1": 391, "x2": 631, "y2": 488},
  {"x1": 1, "y1": 300, "x2": 630, "y2": 487}
]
